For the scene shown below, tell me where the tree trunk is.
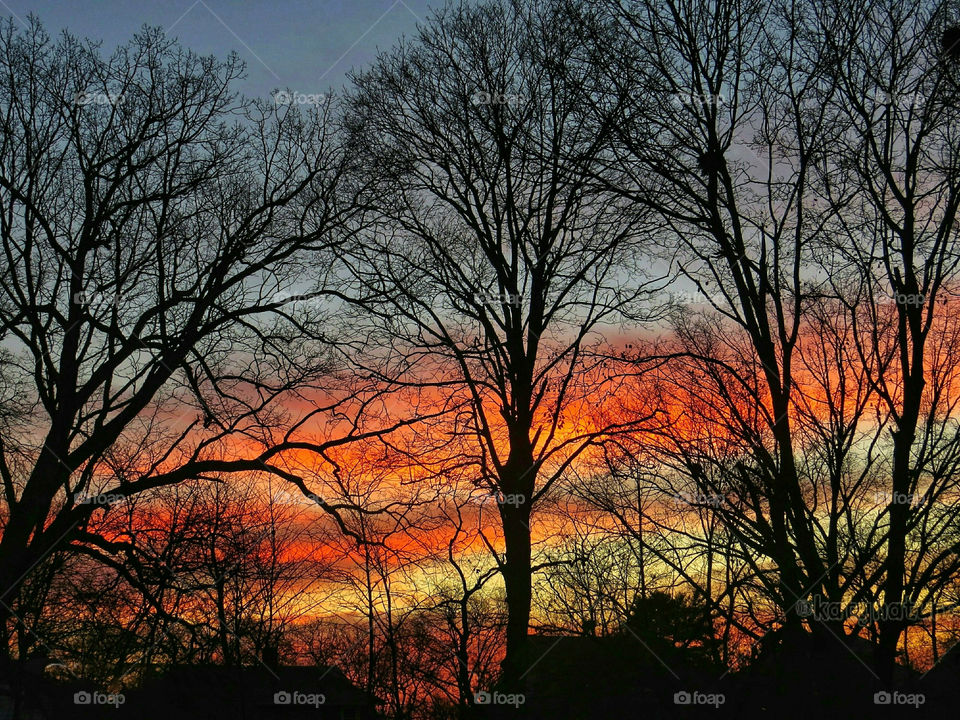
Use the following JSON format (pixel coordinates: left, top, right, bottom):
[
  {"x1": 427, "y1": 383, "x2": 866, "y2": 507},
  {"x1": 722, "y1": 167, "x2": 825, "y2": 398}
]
[
  {"x1": 877, "y1": 321, "x2": 925, "y2": 680},
  {"x1": 877, "y1": 424, "x2": 917, "y2": 680},
  {"x1": 499, "y1": 498, "x2": 532, "y2": 692}
]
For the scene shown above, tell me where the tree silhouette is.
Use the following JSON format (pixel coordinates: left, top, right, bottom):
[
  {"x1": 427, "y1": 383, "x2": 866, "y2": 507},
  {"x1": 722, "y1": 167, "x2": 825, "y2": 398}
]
[
  {"x1": 0, "y1": 18, "x2": 353, "y2": 663},
  {"x1": 339, "y1": 0, "x2": 664, "y2": 689},
  {"x1": 624, "y1": 590, "x2": 717, "y2": 661}
]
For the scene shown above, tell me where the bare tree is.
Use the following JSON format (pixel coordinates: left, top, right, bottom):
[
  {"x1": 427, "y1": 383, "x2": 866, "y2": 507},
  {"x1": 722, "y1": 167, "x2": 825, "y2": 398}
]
[
  {"x1": 808, "y1": 0, "x2": 960, "y2": 674},
  {"x1": 595, "y1": 0, "x2": 842, "y2": 639},
  {"x1": 598, "y1": 0, "x2": 960, "y2": 677},
  {"x1": 339, "y1": 0, "x2": 663, "y2": 687},
  {"x1": 0, "y1": 18, "x2": 354, "y2": 660}
]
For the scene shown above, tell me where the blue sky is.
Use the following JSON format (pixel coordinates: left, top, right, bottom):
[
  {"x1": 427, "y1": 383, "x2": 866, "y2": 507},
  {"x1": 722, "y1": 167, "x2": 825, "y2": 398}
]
[{"x1": 0, "y1": 0, "x2": 437, "y2": 98}]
